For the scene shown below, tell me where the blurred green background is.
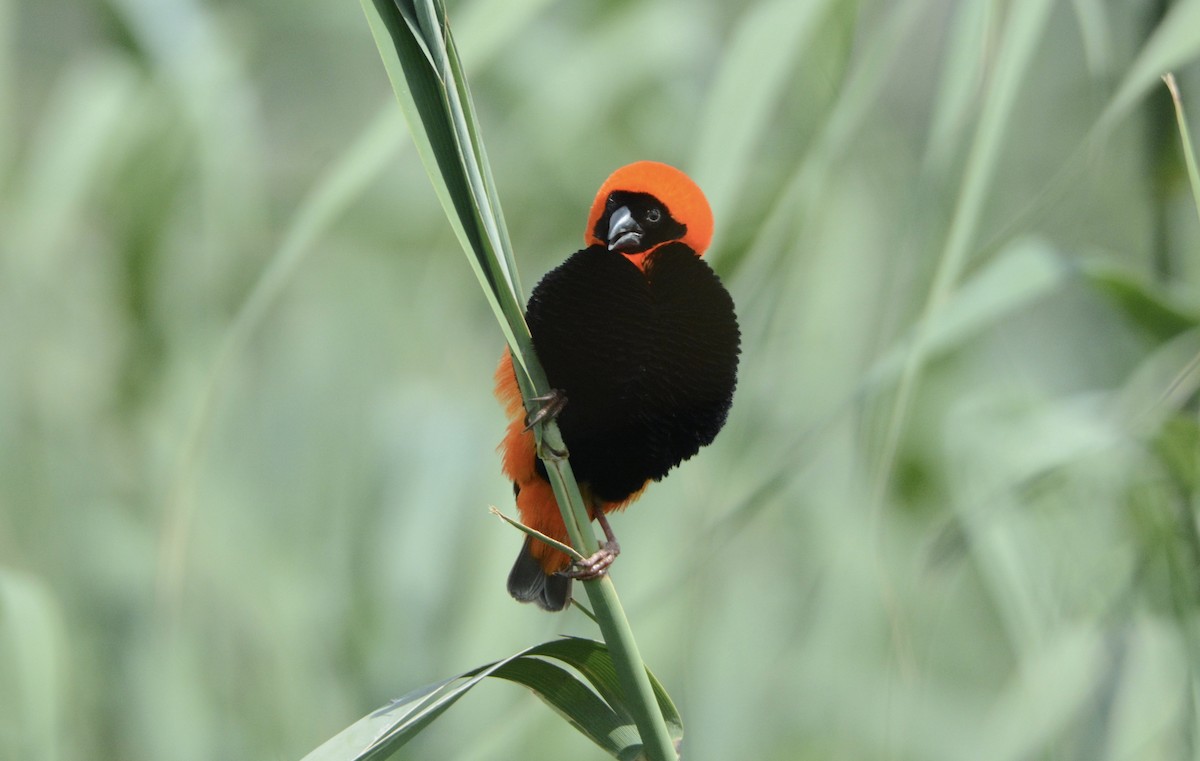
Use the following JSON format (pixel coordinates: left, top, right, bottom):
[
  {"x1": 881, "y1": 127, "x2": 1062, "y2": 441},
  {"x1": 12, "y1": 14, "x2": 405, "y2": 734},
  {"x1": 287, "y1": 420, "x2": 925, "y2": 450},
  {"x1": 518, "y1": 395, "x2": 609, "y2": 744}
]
[{"x1": 3, "y1": 0, "x2": 1200, "y2": 759}]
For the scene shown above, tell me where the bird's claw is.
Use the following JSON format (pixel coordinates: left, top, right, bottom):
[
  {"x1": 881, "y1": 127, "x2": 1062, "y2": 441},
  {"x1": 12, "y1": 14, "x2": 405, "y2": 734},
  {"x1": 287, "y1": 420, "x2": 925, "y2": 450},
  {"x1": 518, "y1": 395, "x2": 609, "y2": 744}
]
[
  {"x1": 523, "y1": 389, "x2": 567, "y2": 432},
  {"x1": 562, "y1": 540, "x2": 620, "y2": 581}
]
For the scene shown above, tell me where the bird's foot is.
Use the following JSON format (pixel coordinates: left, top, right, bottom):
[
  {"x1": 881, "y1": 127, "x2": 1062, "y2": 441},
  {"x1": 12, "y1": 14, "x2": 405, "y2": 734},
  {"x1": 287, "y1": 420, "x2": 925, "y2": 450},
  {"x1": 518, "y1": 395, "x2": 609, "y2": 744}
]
[
  {"x1": 525, "y1": 389, "x2": 569, "y2": 458},
  {"x1": 562, "y1": 509, "x2": 620, "y2": 581},
  {"x1": 563, "y1": 540, "x2": 621, "y2": 581},
  {"x1": 523, "y1": 389, "x2": 567, "y2": 432}
]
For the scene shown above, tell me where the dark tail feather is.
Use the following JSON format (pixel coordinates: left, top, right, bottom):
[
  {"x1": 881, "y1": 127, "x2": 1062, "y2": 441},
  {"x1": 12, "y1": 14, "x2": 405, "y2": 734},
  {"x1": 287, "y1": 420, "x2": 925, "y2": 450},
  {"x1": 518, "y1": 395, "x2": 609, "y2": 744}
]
[{"x1": 507, "y1": 537, "x2": 572, "y2": 612}]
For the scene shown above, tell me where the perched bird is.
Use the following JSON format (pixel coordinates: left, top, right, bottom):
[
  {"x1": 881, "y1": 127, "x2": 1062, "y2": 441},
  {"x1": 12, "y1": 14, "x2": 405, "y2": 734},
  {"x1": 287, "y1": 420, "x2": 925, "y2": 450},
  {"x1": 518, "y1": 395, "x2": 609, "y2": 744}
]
[{"x1": 495, "y1": 161, "x2": 740, "y2": 611}]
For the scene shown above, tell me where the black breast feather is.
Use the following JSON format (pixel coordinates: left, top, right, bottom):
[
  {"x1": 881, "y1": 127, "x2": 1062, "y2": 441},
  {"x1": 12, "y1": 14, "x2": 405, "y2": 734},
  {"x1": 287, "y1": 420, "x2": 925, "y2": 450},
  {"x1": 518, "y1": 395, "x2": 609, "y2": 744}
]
[{"x1": 525, "y1": 243, "x2": 740, "y2": 502}]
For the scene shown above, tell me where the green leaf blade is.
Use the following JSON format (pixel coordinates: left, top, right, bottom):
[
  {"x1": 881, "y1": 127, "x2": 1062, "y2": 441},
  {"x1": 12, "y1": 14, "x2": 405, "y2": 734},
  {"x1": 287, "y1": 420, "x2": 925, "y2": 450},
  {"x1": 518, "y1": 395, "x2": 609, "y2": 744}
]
[{"x1": 301, "y1": 638, "x2": 682, "y2": 761}]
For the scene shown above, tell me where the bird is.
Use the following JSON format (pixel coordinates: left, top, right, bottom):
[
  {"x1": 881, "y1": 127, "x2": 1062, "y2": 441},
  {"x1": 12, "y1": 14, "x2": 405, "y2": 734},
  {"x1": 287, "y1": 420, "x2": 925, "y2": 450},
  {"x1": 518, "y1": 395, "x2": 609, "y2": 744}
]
[{"x1": 494, "y1": 161, "x2": 740, "y2": 611}]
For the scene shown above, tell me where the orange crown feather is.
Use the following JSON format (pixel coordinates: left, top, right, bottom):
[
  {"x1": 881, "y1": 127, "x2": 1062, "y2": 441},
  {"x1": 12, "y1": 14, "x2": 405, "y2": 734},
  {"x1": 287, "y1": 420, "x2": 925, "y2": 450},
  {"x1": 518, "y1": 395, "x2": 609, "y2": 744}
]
[{"x1": 585, "y1": 161, "x2": 714, "y2": 257}]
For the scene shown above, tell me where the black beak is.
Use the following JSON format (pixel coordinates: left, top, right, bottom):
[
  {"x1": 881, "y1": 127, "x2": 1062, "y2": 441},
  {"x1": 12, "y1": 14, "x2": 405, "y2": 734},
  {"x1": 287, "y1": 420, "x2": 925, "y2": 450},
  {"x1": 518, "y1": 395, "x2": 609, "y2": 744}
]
[{"x1": 607, "y1": 206, "x2": 644, "y2": 252}]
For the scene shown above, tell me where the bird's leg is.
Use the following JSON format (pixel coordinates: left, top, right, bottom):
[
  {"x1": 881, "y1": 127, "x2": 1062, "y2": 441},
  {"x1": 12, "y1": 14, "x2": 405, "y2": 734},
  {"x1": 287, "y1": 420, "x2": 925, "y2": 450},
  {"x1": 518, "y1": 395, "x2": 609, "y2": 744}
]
[{"x1": 563, "y1": 508, "x2": 620, "y2": 581}]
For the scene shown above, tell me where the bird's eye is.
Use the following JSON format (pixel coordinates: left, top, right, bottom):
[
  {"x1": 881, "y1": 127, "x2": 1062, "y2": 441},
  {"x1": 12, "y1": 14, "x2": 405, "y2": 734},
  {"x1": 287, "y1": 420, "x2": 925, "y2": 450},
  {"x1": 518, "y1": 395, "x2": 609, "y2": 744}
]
[
  {"x1": 645, "y1": 207, "x2": 662, "y2": 224},
  {"x1": 606, "y1": 195, "x2": 617, "y2": 209}
]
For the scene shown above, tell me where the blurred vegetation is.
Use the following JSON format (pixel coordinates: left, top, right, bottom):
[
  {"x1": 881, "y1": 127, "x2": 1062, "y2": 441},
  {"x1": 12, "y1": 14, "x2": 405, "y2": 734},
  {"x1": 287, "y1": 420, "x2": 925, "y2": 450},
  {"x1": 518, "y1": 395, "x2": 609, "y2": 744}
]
[{"x1": 2, "y1": 0, "x2": 1200, "y2": 760}]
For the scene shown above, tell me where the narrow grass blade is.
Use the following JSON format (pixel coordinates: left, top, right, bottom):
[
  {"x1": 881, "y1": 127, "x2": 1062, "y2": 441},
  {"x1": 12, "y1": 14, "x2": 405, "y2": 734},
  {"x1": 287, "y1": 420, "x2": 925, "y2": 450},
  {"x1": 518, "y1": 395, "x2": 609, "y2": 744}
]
[
  {"x1": 445, "y1": 25, "x2": 523, "y2": 297},
  {"x1": 863, "y1": 238, "x2": 1068, "y2": 390},
  {"x1": 1163, "y1": 73, "x2": 1200, "y2": 225},
  {"x1": 362, "y1": 0, "x2": 481, "y2": 272},
  {"x1": 722, "y1": 0, "x2": 932, "y2": 278},
  {"x1": 365, "y1": 0, "x2": 535, "y2": 382},
  {"x1": 1115, "y1": 326, "x2": 1200, "y2": 432},
  {"x1": 968, "y1": 2, "x2": 1200, "y2": 256},
  {"x1": 690, "y1": 0, "x2": 832, "y2": 244},
  {"x1": 7, "y1": 56, "x2": 139, "y2": 263},
  {"x1": 1068, "y1": 0, "x2": 1111, "y2": 76},
  {"x1": 1082, "y1": 261, "x2": 1200, "y2": 343},
  {"x1": 1101, "y1": 0, "x2": 1200, "y2": 129},
  {"x1": 490, "y1": 506, "x2": 585, "y2": 561},
  {"x1": 872, "y1": 0, "x2": 1054, "y2": 506},
  {"x1": 924, "y1": 0, "x2": 992, "y2": 171}
]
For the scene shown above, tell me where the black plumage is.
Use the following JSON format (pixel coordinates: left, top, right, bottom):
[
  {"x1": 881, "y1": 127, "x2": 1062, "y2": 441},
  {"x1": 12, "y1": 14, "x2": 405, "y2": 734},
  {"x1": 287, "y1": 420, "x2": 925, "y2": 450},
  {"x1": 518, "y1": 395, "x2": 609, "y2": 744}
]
[{"x1": 525, "y1": 241, "x2": 740, "y2": 503}]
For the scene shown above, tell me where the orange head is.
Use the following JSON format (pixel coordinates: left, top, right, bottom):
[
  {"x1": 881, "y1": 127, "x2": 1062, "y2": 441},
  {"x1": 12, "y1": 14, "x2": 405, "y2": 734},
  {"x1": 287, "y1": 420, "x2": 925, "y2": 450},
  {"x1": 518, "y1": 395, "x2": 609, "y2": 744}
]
[{"x1": 585, "y1": 161, "x2": 713, "y2": 269}]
